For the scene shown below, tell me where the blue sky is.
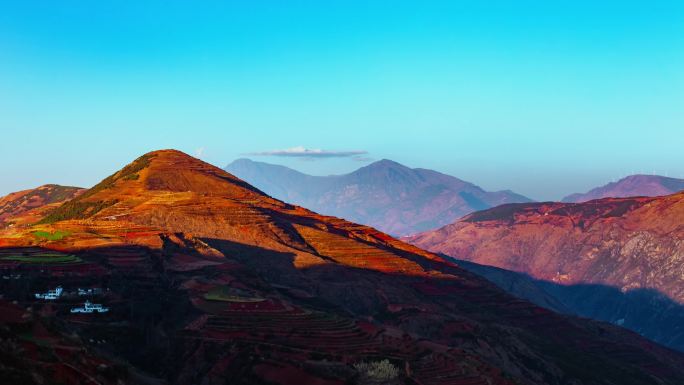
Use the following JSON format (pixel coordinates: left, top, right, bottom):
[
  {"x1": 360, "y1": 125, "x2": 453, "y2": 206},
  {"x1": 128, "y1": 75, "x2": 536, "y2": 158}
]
[{"x1": 1, "y1": 1, "x2": 683, "y2": 200}]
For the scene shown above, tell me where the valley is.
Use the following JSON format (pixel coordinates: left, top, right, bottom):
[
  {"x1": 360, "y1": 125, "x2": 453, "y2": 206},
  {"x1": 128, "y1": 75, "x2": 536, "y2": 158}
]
[{"x1": 408, "y1": 195, "x2": 684, "y2": 352}]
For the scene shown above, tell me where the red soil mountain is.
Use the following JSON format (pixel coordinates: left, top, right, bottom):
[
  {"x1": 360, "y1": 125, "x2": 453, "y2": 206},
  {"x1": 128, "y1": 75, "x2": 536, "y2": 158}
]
[
  {"x1": 562, "y1": 174, "x2": 684, "y2": 202},
  {"x1": 408, "y1": 194, "x2": 684, "y2": 351},
  {"x1": 0, "y1": 184, "x2": 83, "y2": 227},
  {"x1": 2, "y1": 150, "x2": 684, "y2": 385}
]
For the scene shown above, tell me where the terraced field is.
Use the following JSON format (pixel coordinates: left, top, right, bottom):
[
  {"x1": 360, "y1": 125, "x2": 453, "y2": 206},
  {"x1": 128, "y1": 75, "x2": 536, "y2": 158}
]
[
  {"x1": 0, "y1": 248, "x2": 81, "y2": 264},
  {"x1": 204, "y1": 286, "x2": 264, "y2": 302},
  {"x1": 186, "y1": 290, "x2": 519, "y2": 385},
  {"x1": 32, "y1": 230, "x2": 71, "y2": 241}
]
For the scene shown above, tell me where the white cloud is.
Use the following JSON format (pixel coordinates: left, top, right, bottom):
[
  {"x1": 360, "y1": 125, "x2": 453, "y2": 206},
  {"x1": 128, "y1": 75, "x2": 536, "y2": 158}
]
[{"x1": 246, "y1": 146, "x2": 367, "y2": 159}]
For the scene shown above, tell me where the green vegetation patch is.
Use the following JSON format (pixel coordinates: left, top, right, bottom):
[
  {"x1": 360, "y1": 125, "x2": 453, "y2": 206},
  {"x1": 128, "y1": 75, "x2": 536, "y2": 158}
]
[
  {"x1": 38, "y1": 200, "x2": 118, "y2": 224},
  {"x1": 123, "y1": 173, "x2": 140, "y2": 181},
  {"x1": 37, "y1": 153, "x2": 155, "y2": 224},
  {"x1": 204, "y1": 286, "x2": 264, "y2": 302},
  {"x1": 32, "y1": 230, "x2": 71, "y2": 241},
  {"x1": 1, "y1": 254, "x2": 81, "y2": 264}
]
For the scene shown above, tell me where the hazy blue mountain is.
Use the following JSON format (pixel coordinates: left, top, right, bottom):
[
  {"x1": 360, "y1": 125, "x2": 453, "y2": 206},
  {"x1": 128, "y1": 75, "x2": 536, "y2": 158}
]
[
  {"x1": 226, "y1": 158, "x2": 532, "y2": 236},
  {"x1": 563, "y1": 174, "x2": 684, "y2": 202}
]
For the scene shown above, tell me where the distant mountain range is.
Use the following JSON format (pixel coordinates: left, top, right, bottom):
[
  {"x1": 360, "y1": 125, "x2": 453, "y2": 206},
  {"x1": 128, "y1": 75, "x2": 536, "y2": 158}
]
[
  {"x1": 562, "y1": 174, "x2": 684, "y2": 202},
  {"x1": 225, "y1": 158, "x2": 532, "y2": 236},
  {"x1": 408, "y1": 192, "x2": 684, "y2": 352}
]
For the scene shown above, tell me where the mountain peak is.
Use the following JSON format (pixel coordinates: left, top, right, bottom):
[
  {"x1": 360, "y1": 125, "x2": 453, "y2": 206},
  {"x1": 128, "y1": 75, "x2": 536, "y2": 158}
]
[
  {"x1": 226, "y1": 157, "x2": 256, "y2": 166},
  {"x1": 354, "y1": 159, "x2": 414, "y2": 178},
  {"x1": 225, "y1": 158, "x2": 532, "y2": 235},
  {"x1": 364, "y1": 158, "x2": 406, "y2": 169},
  {"x1": 121, "y1": 149, "x2": 263, "y2": 194},
  {"x1": 40, "y1": 149, "x2": 270, "y2": 224},
  {"x1": 145, "y1": 148, "x2": 186, "y2": 157},
  {"x1": 1, "y1": 184, "x2": 84, "y2": 226},
  {"x1": 139, "y1": 148, "x2": 202, "y2": 166},
  {"x1": 562, "y1": 174, "x2": 684, "y2": 202}
]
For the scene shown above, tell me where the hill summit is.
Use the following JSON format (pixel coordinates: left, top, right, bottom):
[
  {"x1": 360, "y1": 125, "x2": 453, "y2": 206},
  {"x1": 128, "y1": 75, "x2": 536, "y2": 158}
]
[
  {"x1": 0, "y1": 184, "x2": 83, "y2": 227},
  {"x1": 562, "y1": 174, "x2": 684, "y2": 202}
]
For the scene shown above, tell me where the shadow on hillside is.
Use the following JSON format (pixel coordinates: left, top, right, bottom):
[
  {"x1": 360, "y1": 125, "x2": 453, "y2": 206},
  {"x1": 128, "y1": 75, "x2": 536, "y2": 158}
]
[
  {"x1": 3, "y1": 242, "x2": 684, "y2": 384},
  {"x1": 199, "y1": 238, "x2": 684, "y2": 362},
  {"x1": 196, "y1": 239, "x2": 684, "y2": 384},
  {"x1": 454, "y1": 258, "x2": 684, "y2": 353},
  {"x1": 3, "y1": 241, "x2": 683, "y2": 358}
]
